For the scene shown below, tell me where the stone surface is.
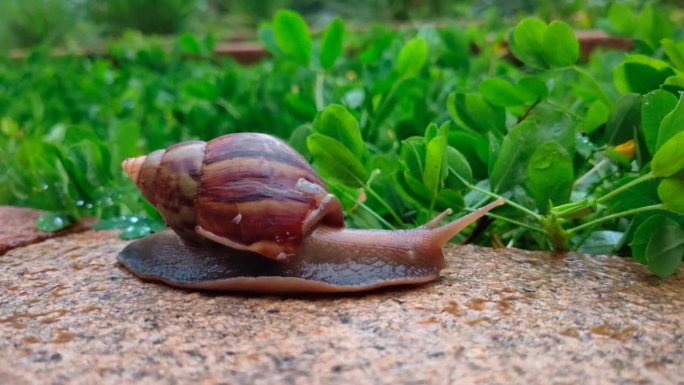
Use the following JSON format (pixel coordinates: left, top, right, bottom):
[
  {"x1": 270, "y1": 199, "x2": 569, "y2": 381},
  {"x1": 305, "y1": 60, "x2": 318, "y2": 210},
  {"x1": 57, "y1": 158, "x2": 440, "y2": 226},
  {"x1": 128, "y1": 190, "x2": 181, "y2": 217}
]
[
  {"x1": 0, "y1": 230, "x2": 683, "y2": 385},
  {"x1": 0, "y1": 206, "x2": 92, "y2": 256}
]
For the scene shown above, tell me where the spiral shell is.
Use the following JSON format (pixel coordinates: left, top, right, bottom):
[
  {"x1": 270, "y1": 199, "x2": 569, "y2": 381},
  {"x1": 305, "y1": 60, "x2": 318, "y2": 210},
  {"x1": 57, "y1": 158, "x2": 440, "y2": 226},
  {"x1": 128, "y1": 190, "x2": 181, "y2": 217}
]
[{"x1": 122, "y1": 133, "x2": 344, "y2": 261}]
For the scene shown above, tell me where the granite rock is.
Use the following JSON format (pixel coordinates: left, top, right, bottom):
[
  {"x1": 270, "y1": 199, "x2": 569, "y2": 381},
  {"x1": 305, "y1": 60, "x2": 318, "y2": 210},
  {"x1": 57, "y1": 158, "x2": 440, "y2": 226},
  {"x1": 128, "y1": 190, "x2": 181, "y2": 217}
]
[
  {"x1": 0, "y1": 230, "x2": 682, "y2": 385},
  {"x1": 0, "y1": 206, "x2": 92, "y2": 255}
]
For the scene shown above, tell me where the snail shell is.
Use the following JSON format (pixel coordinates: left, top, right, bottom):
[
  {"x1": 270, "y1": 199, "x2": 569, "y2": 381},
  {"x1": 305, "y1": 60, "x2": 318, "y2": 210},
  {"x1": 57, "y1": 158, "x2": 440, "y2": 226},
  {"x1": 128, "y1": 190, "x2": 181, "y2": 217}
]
[{"x1": 122, "y1": 133, "x2": 344, "y2": 261}]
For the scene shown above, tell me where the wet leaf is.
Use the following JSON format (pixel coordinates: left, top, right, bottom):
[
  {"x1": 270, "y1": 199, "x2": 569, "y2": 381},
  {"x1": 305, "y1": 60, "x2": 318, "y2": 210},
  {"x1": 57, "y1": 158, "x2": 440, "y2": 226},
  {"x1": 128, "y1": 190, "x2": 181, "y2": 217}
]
[
  {"x1": 645, "y1": 223, "x2": 684, "y2": 277},
  {"x1": 641, "y1": 90, "x2": 677, "y2": 155},
  {"x1": 655, "y1": 94, "x2": 684, "y2": 152},
  {"x1": 631, "y1": 215, "x2": 674, "y2": 265},
  {"x1": 36, "y1": 213, "x2": 75, "y2": 232},
  {"x1": 527, "y1": 141, "x2": 574, "y2": 212},
  {"x1": 490, "y1": 118, "x2": 540, "y2": 193}
]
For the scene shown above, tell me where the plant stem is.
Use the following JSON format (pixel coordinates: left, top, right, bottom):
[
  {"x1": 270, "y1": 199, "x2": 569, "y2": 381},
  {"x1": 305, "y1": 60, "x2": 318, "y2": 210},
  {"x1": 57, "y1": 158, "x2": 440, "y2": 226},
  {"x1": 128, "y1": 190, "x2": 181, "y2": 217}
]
[
  {"x1": 315, "y1": 72, "x2": 325, "y2": 111},
  {"x1": 516, "y1": 99, "x2": 540, "y2": 124},
  {"x1": 458, "y1": 175, "x2": 542, "y2": 220},
  {"x1": 566, "y1": 204, "x2": 664, "y2": 235},
  {"x1": 369, "y1": 77, "x2": 405, "y2": 140},
  {"x1": 484, "y1": 212, "x2": 546, "y2": 233},
  {"x1": 596, "y1": 172, "x2": 655, "y2": 204},
  {"x1": 333, "y1": 185, "x2": 397, "y2": 230},
  {"x1": 452, "y1": 170, "x2": 541, "y2": 220},
  {"x1": 546, "y1": 100, "x2": 585, "y2": 121},
  {"x1": 574, "y1": 158, "x2": 610, "y2": 187}
]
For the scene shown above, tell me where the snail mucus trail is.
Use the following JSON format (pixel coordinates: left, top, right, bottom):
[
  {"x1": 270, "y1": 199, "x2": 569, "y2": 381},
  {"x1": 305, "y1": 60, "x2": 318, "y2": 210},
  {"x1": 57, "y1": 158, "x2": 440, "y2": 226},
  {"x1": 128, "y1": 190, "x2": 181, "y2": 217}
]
[{"x1": 117, "y1": 133, "x2": 504, "y2": 293}]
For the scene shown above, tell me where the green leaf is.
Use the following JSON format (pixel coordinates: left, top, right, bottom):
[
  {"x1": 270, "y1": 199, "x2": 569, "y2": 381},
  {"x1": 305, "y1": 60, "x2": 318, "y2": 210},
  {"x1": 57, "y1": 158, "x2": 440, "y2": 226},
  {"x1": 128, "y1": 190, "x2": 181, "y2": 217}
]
[
  {"x1": 447, "y1": 92, "x2": 505, "y2": 135},
  {"x1": 176, "y1": 33, "x2": 203, "y2": 55},
  {"x1": 658, "y1": 173, "x2": 684, "y2": 214},
  {"x1": 613, "y1": 56, "x2": 675, "y2": 94},
  {"x1": 663, "y1": 76, "x2": 684, "y2": 93},
  {"x1": 395, "y1": 38, "x2": 429, "y2": 78},
  {"x1": 424, "y1": 122, "x2": 438, "y2": 143},
  {"x1": 581, "y1": 100, "x2": 610, "y2": 135},
  {"x1": 403, "y1": 170, "x2": 433, "y2": 203},
  {"x1": 393, "y1": 171, "x2": 430, "y2": 207},
  {"x1": 662, "y1": 39, "x2": 684, "y2": 71},
  {"x1": 258, "y1": 24, "x2": 283, "y2": 56},
  {"x1": 447, "y1": 131, "x2": 488, "y2": 180},
  {"x1": 604, "y1": 94, "x2": 642, "y2": 145},
  {"x1": 577, "y1": 231, "x2": 624, "y2": 255},
  {"x1": 607, "y1": 3, "x2": 638, "y2": 36},
  {"x1": 288, "y1": 124, "x2": 313, "y2": 160},
  {"x1": 508, "y1": 18, "x2": 578, "y2": 69},
  {"x1": 445, "y1": 146, "x2": 473, "y2": 189},
  {"x1": 401, "y1": 137, "x2": 426, "y2": 180},
  {"x1": 313, "y1": 104, "x2": 365, "y2": 159},
  {"x1": 639, "y1": 4, "x2": 673, "y2": 49},
  {"x1": 479, "y1": 78, "x2": 538, "y2": 107},
  {"x1": 508, "y1": 18, "x2": 547, "y2": 69},
  {"x1": 307, "y1": 133, "x2": 368, "y2": 188},
  {"x1": 518, "y1": 76, "x2": 548, "y2": 101},
  {"x1": 424, "y1": 136, "x2": 448, "y2": 199},
  {"x1": 541, "y1": 21, "x2": 579, "y2": 68},
  {"x1": 655, "y1": 94, "x2": 684, "y2": 152},
  {"x1": 489, "y1": 118, "x2": 541, "y2": 193},
  {"x1": 631, "y1": 215, "x2": 674, "y2": 265},
  {"x1": 273, "y1": 10, "x2": 312, "y2": 66},
  {"x1": 320, "y1": 17, "x2": 344, "y2": 69},
  {"x1": 652, "y1": 131, "x2": 684, "y2": 178},
  {"x1": 645, "y1": 223, "x2": 684, "y2": 277},
  {"x1": 605, "y1": 177, "x2": 660, "y2": 212},
  {"x1": 642, "y1": 90, "x2": 677, "y2": 155},
  {"x1": 1, "y1": 117, "x2": 19, "y2": 137},
  {"x1": 36, "y1": 213, "x2": 75, "y2": 232},
  {"x1": 439, "y1": 29, "x2": 470, "y2": 71},
  {"x1": 527, "y1": 142, "x2": 574, "y2": 212}
]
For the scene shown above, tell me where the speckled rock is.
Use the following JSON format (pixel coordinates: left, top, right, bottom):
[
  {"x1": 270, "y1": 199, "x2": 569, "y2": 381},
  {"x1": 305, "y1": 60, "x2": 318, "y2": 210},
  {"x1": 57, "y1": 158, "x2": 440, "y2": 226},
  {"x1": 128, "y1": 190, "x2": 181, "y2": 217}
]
[
  {"x1": 0, "y1": 231, "x2": 682, "y2": 385},
  {"x1": 0, "y1": 206, "x2": 92, "y2": 255}
]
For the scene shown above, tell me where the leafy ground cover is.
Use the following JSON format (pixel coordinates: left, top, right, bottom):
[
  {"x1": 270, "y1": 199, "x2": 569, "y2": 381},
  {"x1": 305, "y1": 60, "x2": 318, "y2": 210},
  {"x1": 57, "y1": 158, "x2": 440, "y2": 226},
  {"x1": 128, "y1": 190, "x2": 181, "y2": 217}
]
[{"x1": 1, "y1": 4, "x2": 684, "y2": 276}]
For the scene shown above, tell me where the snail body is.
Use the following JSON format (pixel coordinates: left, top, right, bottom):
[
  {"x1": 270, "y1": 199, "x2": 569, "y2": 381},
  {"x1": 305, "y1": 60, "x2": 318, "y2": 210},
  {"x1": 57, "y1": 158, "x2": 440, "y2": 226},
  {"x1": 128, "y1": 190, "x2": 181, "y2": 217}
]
[{"x1": 117, "y1": 133, "x2": 503, "y2": 293}]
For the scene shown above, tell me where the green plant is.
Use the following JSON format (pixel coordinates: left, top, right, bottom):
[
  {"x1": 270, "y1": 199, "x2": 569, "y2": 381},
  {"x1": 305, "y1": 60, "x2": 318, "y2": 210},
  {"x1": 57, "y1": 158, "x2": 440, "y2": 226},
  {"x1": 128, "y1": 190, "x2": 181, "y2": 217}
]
[
  {"x1": 1, "y1": 5, "x2": 683, "y2": 276},
  {"x1": 0, "y1": 0, "x2": 80, "y2": 48},
  {"x1": 87, "y1": 0, "x2": 199, "y2": 35}
]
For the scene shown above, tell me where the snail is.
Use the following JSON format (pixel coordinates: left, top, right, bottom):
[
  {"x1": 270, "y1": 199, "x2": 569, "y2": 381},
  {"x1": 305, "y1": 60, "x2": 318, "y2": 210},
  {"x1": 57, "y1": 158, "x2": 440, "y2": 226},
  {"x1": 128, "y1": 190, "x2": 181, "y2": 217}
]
[{"x1": 117, "y1": 133, "x2": 504, "y2": 293}]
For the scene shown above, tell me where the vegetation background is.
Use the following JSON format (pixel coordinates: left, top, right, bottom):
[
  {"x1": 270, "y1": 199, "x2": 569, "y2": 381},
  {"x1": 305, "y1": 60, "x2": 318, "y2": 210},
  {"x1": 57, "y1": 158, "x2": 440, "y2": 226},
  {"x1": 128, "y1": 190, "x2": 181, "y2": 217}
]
[{"x1": 1, "y1": 0, "x2": 684, "y2": 276}]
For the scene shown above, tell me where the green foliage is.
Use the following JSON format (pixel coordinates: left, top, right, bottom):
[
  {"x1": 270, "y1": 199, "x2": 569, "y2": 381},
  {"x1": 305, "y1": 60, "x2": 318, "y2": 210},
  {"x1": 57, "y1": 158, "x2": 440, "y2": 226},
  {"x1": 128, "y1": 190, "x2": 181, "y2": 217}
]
[
  {"x1": 36, "y1": 213, "x2": 75, "y2": 232},
  {"x1": 320, "y1": 18, "x2": 345, "y2": 70},
  {"x1": 652, "y1": 131, "x2": 684, "y2": 178},
  {"x1": 641, "y1": 90, "x2": 677, "y2": 154},
  {"x1": 3, "y1": 6, "x2": 684, "y2": 277},
  {"x1": 508, "y1": 19, "x2": 578, "y2": 69},
  {"x1": 87, "y1": 0, "x2": 198, "y2": 35},
  {"x1": 0, "y1": 0, "x2": 80, "y2": 48},
  {"x1": 395, "y1": 38, "x2": 429, "y2": 78},
  {"x1": 273, "y1": 9, "x2": 312, "y2": 66},
  {"x1": 528, "y1": 142, "x2": 573, "y2": 212}
]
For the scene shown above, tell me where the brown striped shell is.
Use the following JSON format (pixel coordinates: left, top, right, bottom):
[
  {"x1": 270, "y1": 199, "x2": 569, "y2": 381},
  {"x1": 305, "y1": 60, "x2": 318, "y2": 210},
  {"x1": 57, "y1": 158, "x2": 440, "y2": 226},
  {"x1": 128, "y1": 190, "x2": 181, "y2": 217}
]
[{"x1": 122, "y1": 133, "x2": 344, "y2": 262}]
